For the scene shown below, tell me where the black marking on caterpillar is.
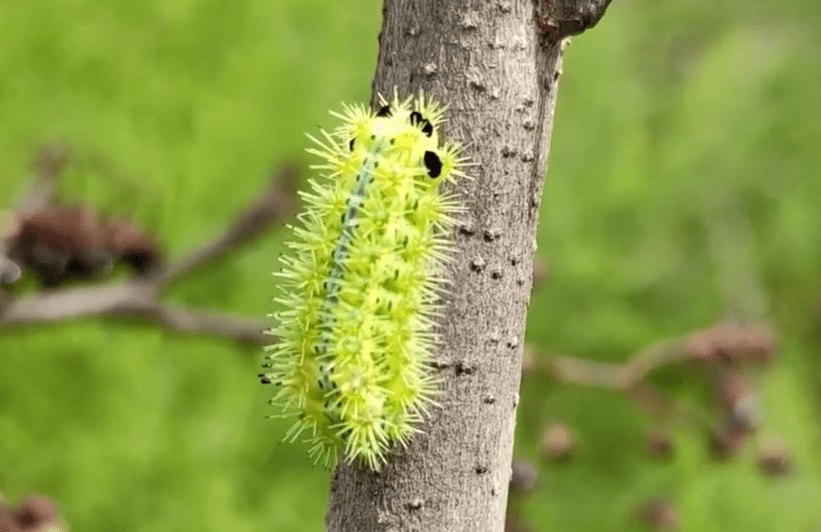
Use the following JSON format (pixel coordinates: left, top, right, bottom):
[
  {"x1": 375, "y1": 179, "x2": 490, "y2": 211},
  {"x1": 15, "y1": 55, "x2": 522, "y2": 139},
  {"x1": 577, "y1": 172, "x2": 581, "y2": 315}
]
[
  {"x1": 424, "y1": 151, "x2": 442, "y2": 177},
  {"x1": 409, "y1": 111, "x2": 434, "y2": 137}
]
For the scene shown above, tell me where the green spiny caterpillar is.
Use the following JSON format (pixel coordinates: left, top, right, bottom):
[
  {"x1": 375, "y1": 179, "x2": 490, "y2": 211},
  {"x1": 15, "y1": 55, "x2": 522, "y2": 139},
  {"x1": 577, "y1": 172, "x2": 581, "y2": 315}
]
[{"x1": 260, "y1": 92, "x2": 469, "y2": 470}]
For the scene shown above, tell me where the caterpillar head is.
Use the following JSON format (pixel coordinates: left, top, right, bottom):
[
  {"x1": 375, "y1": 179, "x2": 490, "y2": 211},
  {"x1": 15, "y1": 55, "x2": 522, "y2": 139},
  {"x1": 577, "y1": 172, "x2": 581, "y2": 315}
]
[{"x1": 335, "y1": 94, "x2": 464, "y2": 187}]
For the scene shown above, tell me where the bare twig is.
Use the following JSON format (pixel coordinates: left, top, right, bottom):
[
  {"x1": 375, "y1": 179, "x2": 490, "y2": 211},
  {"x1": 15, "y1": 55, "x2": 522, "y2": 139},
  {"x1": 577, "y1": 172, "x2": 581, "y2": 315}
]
[
  {"x1": 0, "y1": 145, "x2": 300, "y2": 346},
  {"x1": 0, "y1": 278, "x2": 269, "y2": 344},
  {"x1": 154, "y1": 163, "x2": 299, "y2": 288},
  {"x1": 530, "y1": 320, "x2": 776, "y2": 390},
  {"x1": 544, "y1": 355, "x2": 624, "y2": 389},
  {"x1": 523, "y1": 199, "x2": 780, "y2": 462},
  {"x1": 112, "y1": 301, "x2": 271, "y2": 345}
]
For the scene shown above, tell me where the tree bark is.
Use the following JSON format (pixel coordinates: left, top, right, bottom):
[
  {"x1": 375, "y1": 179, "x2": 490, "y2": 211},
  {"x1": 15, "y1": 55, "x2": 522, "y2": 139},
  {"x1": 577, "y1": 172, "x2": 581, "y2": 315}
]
[{"x1": 326, "y1": 1, "x2": 610, "y2": 531}]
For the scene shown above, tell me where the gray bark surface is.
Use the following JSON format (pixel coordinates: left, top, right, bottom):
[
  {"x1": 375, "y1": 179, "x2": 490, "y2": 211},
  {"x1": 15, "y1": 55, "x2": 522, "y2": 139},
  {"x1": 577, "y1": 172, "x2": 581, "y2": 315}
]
[{"x1": 326, "y1": 1, "x2": 610, "y2": 531}]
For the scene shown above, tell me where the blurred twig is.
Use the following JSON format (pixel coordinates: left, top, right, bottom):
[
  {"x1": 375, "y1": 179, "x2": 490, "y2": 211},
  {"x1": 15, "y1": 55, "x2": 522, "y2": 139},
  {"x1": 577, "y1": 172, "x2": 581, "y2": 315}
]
[
  {"x1": 529, "y1": 320, "x2": 775, "y2": 390},
  {"x1": 155, "y1": 169, "x2": 299, "y2": 289},
  {"x1": 0, "y1": 142, "x2": 301, "y2": 346},
  {"x1": 522, "y1": 190, "x2": 780, "y2": 460}
]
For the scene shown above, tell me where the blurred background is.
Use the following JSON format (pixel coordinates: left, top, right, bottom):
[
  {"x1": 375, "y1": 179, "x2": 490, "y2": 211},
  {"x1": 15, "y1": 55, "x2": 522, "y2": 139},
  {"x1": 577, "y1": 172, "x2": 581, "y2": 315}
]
[{"x1": 0, "y1": 0, "x2": 819, "y2": 530}]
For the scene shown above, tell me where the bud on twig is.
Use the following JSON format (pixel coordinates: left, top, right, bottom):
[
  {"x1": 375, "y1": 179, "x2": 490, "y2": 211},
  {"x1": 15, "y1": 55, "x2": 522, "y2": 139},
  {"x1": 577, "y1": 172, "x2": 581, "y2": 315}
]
[
  {"x1": 645, "y1": 428, "x2": 674, "y2": 460},
  {"x1": 757, "y1": 437, "x2": 792, "y2": 477},
  {"x1": 540, "y1": 423, "x2": 576, "y2": 462},
  {"x1": 510, "y1": 458, "x2": 538, "y2": 495},
  {"x1": 635, "y1": 496, "x2": 678, "y2": 531},
  {"x1": 717, "y1": 371, "x2": 761, "y2": 431},
  {"x1": 0, "y1": 495, "x2": 66, "y2": 532}
]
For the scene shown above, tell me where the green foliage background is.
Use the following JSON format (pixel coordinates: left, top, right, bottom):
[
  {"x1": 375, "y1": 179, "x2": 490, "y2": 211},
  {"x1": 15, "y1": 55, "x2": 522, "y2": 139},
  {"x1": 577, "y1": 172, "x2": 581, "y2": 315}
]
[{"x1": 1, "y1": 0, "x2": 819, "y2": 530}]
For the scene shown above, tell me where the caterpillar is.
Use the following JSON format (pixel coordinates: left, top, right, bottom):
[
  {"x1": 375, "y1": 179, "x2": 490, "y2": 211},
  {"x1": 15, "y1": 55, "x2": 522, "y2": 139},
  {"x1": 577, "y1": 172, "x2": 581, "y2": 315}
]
[{"x1": 261, "y1": 92, "x2": 469, "y2": 470}]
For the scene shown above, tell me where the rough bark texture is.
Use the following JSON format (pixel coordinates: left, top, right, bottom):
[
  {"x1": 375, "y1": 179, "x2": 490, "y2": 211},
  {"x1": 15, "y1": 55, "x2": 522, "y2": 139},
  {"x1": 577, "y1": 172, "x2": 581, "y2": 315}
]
[{"x1": 326, "y1": 1, "x2": 609, "y2": 531}]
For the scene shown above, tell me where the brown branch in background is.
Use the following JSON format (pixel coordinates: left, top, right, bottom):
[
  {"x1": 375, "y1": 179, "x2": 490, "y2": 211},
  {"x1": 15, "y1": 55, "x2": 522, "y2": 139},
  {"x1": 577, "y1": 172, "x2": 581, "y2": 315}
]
[
  {"x1": 511, "y1": 147, "x2": 786, "y2": 532},
  {"x1": 519, "y1": 202, "x2": 785, "y2": 474},
  {"x1": 528, "y1": 320, "x2": 776, "y2": 390},
  {"x1": 154, "y1": 162, "x2": 300, "y2": 288},
  {"x1": 627, "y1": 381, "x2": 712, "y2": 430},
  {"x1": 113, "y1": 302, "x2": 273, "y2": 345},
  {"x1": 543, "y1": 355, "x2": 624, "y2": 389},
  {"x1": 522, "y1": 319, "x2": 778, "y2": 465},
  {"x1": 0, "y1": 142, "x2": 300, "y2": 346}
]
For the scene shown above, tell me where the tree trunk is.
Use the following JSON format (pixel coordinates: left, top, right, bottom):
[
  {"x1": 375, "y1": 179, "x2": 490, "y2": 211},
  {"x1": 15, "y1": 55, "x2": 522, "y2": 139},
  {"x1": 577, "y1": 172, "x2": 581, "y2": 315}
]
[{"x1": 325, "y1": 1, "x2": 610, "y2": 531}]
